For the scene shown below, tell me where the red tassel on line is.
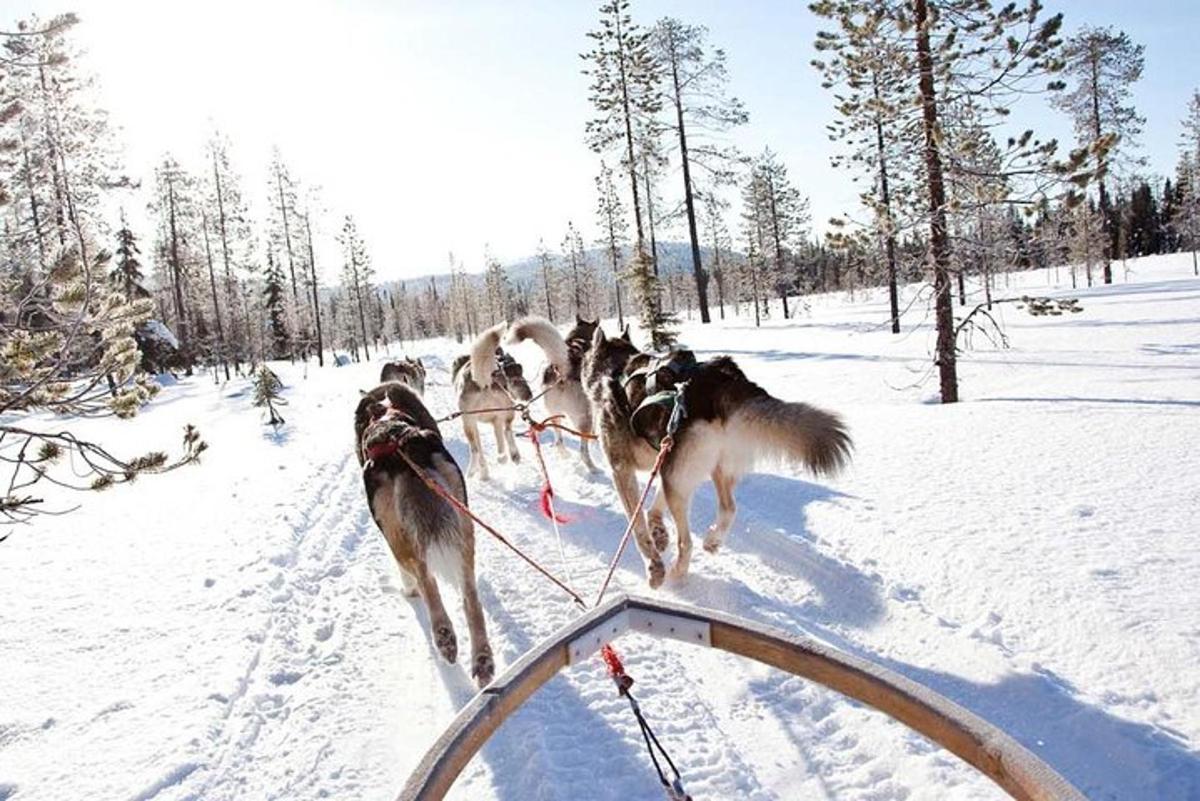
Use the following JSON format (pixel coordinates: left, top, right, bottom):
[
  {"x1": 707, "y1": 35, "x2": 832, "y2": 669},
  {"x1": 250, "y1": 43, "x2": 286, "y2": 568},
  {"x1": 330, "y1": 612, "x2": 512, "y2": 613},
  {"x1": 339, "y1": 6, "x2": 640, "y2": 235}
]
[{"x1": 539, "y1": 482, "x2": 571, "y2": 524}]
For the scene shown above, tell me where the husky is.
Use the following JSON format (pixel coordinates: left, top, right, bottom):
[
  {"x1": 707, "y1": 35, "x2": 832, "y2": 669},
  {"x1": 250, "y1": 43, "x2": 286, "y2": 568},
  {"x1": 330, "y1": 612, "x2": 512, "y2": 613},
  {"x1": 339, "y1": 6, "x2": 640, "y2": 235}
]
[
  {"x1": 581, "y1": 325, "x2": 851, "y2": 587},
  {"x1": 452, "y1": 323, "x2": 533, "y2": 480},
  {"x1": 379, "y1": 357, "x2": 426, "y2": 394},
  {"x1": 354, "y1": 379, "x2": 494, "y2": 687},
  {"x1": 505, "y1": 314, "x2": 599, "y2": 470}
]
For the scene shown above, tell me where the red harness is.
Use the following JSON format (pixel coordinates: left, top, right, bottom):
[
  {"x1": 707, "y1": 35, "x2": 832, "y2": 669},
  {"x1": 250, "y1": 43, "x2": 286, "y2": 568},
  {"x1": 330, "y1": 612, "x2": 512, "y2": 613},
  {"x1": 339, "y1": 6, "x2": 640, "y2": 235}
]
[{"x1": 362, "y1": 411, "x2": 418, "y2": 465}]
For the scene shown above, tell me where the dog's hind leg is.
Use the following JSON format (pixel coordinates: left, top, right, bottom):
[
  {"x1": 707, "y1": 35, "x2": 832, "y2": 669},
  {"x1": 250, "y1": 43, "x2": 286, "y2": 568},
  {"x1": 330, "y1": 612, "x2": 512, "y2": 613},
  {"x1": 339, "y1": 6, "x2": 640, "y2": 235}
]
[
  {"x1": 398, "y1": 567, "x2": 419, "y2": 597},
  {"x1": 579, "y1": 435, "x2": 597, "y2": 472},
  {"x1": 463, "y1": 418, "x2": 488, "y2": 480},
  {"x1": 703, "y1": 468, "x2": 738, "y2": 553},
  {"x1": 663, "y1": 481, "x2": 694, "y2": 580},
  {"x1": 491, "y1": 418, "x2": 509, "y2": 463},
  {"x1": 647, "y1": 490, "x2": 670, "y2": 554},
  {"x1": 457, "y1": 537, "x2": 495, "y2": 687},
  {"x1": 407, "y1": 558, "x2": 457, "y2": 665},
  {"x1": 612, "y1": 463, "x2": 665, "y2": 588},
  {"x1": 504, "y1": 417, "x2": 521, "y2": 464}
]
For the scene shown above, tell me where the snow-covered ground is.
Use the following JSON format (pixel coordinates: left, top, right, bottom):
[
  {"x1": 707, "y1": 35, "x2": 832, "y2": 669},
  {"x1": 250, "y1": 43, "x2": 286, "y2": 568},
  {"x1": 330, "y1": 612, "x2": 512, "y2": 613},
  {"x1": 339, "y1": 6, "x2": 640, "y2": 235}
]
[{"x1": 3, "y1": 254, "x2": 1198, "y2": 800}]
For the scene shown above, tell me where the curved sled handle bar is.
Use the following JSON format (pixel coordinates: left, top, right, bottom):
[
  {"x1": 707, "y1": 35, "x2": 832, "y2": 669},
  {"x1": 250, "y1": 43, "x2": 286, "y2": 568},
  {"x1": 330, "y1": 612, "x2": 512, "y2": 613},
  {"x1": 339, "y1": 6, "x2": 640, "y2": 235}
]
[{"x1": 398, "y1": 595, "x2": 1085, "y2": 801}]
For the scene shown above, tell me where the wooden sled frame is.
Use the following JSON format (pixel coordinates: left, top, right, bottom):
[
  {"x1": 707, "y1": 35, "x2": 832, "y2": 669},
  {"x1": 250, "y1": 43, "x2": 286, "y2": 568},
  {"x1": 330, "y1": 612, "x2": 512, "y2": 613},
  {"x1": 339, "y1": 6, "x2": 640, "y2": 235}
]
[{"x1": 400, "y1": 594, "x2": 1084, "y2": 801}]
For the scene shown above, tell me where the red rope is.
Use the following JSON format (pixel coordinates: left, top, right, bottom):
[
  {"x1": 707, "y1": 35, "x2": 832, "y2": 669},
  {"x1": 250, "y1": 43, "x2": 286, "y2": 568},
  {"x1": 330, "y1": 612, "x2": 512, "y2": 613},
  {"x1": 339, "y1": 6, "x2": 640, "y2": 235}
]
[{"x1": 371, "y1": 442, "x2": 586, "y2": 609}]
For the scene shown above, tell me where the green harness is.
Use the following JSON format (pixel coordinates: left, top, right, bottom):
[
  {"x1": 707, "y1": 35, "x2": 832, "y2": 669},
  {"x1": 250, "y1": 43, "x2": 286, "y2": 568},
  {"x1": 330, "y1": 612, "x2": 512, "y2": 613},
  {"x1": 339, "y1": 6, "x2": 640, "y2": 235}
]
[{"x1": 627, "y1": 350, "x2": 697, "y2": 448}]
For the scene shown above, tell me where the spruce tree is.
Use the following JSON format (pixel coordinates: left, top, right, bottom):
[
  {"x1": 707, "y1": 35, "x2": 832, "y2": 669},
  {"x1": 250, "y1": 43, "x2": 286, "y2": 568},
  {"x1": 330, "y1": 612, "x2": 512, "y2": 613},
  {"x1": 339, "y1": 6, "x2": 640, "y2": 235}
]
[
  {"x1": 1052, "y1": 26, "x2": 1146, "y2": 285},
  {"x1": 263, "y1": 250, "x2": 289, "y2": 359},
  {"x1": 112, "y1": 212, "x2": 148, "y2": 300}
]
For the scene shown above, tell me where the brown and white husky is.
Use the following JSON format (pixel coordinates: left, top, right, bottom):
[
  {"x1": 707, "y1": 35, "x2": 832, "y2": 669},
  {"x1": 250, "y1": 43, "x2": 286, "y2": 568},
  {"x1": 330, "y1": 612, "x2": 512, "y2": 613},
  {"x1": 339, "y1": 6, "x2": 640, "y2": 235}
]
[
  {"x1": 582, "y1": 325, "x2": 852, "y2": 587},
  {"x1": 505, "y1": 314, "x2": 599, "y2": 470},
  {"x1": 452, "y1": 323, "x2": 533, "y2": 480},
  {"x1": 354, "y1": 380, "x2": 494, "y2": 687}
]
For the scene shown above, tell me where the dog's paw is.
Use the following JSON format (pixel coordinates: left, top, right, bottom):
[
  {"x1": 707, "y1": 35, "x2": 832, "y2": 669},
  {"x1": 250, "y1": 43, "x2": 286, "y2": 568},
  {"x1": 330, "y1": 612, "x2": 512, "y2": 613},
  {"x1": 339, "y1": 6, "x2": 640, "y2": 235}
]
[
  {"x1": 649, "y1": 518, "x2": 670, "y2": 553},
  {"x1": 646, "y1": 559, "x2": 666, "y2": 589},
  {"x1": 472, "y1": 650, "x2": 495, "y2": 687},
  {"x1": 668, "y1": 554, "x2": 690, "y2": 581},
  {"x1": 702, "y1": 535, "x2": 722, "y2": 554},
  {"x1": 509, "y1": 450, "x2": 521, "y2": 464},
  {"x1": 434, "y1": 622, "x2": 458, "y2": 664},
  {"x1": 497, "y1": 453, "x2": 509, "y2": 464}
]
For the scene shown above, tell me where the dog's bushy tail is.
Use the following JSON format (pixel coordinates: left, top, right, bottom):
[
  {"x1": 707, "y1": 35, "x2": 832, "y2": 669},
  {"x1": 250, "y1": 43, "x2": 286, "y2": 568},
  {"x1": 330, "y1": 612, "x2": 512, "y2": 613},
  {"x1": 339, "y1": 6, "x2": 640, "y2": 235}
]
[
  {"x1": 731, "y1": 396, "x2": 851, "y2": 477},
  {"x1": 506, "y1": 316, "x2": 569, "y2": 375},
  {"x1": 469, "y1": 322, "x2": 506, "y2": 387}
]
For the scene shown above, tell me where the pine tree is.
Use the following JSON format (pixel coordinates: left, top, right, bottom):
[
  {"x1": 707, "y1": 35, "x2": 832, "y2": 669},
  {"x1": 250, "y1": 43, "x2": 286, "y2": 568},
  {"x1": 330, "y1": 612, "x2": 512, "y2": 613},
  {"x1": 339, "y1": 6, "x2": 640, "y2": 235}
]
[
  {"x1": 252, "y1": 365, "x2": 286, "y2": 426},
  {"x1": 744, "y1": 149, "x2": 809, "y2": 318},
  {"x1": 700, "y1": 190, "x2": 732, "y2": 319},
  {"x1": 582, "y1": 0, "x2": 661, "y2": 258},
  {"x1": 1052, "y1": 26, "x2": 1146, "y2": 285},
  {"x1": 338, "y1": 215, "x2": 374, "y2": 362},
  {"x1": 300, "y1": 203, "x2": 325, "y2": 365},
  {"x1": 206, "y1": 132, "x2": 255, "y2": 370},
  {"x1": 906, "y1": 0, "x2": 1069, "y2": 404},
  {"x1": 1177, "y1": 90, "x2": 1200, "y2": 275},
  {"x1": 595, "y1": 160, "x2": 628, "y2": 327},
  {"x1": 652, "y1": 17, "x2": 747, "y2": 324},
  {"x1": 811, "y1": 3, "x2": 914, "y2": 333},
  {"x1": 534, "y1": 239, "x2": 557, "y2": 321}
]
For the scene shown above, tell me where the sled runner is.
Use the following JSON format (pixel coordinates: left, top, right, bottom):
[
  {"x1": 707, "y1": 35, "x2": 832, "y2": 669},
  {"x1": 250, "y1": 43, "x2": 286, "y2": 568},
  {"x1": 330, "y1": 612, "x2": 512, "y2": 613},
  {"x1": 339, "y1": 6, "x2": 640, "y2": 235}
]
[{"x1": 399, "y1": 594, "x2": 1085, "y2": 801}]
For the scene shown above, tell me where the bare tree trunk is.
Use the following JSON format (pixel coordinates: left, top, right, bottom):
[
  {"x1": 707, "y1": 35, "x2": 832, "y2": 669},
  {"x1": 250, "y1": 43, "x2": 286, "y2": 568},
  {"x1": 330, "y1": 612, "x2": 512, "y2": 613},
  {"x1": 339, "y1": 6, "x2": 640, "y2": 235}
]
[
  {"x1": 165, "y1": 175, "x2": 190, "y2": 364},
  {"x1": 303, "y1": 212, "x2": 325, "y2": 367},
  {"x1": 872, "y1": 73, "x2": 901, "y2": 334},
  {"x1": 201, "y1": 210, "x2": 230, "y2": 381},
  {"x1": 915, "y1": 0, "x2": 958, "y2": 404},
  {"x1": 212, "y1": 152, "x2": 240, "y2": 372},
  {"x1": 666, "y1": 38, "x2": 711, "y2": 323},
  {"x1": 1089, "y1": 47, "x2": 1114, "y2": 285}
]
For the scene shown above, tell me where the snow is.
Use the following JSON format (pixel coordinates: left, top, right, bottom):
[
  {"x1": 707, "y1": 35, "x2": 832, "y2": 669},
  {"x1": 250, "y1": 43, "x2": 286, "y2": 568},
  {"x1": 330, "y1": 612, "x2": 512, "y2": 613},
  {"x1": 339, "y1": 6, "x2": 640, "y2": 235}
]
[
  {"x1": 139, "y1": 319, "x2": 180, "y2": 351},
  {"x1": 3, "y1": 253, "x2": 1199, "y2": 800}
]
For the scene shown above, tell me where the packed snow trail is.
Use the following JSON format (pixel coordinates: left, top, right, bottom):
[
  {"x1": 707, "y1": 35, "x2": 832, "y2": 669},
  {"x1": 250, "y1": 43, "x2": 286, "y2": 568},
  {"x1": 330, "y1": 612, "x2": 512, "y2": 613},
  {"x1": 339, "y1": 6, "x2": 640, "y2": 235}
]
[{"x1": 3, "y1": 254, "x2": 1199, "y2": 800}]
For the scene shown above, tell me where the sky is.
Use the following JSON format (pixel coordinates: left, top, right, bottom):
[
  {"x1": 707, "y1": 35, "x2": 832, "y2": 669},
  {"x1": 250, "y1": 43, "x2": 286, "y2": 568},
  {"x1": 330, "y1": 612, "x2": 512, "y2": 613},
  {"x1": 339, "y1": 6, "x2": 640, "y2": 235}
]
[{"x1": 7, "y1": 0, "x2": 1200, "y2": 282}]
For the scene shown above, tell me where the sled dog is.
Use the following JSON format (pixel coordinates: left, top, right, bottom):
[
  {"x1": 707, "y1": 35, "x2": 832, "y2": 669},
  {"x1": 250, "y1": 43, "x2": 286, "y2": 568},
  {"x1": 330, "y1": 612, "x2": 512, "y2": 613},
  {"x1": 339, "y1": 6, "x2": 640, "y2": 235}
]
[
  {"x1": 379, "y1": 356, "x2": 426, "y2": 394},
  {"x1": 451, "y1": 323, "x2": 533, "y2": 479},
  {"x1": 506, "y1": 314, "x2": 599, "y2": 470},
  {"x1": 582, "y1": 325, "x2": 852, "y2": 587},
  {"x1": 354, "y1": 379, "x2": 494, "y2": 686}
]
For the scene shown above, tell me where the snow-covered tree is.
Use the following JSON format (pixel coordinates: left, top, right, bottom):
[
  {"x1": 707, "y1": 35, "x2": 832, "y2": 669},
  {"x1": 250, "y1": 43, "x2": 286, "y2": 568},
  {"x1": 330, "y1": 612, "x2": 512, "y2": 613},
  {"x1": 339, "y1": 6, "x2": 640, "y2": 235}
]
[{"x1": 338, "y1": 215, "x2": 373, "y2": 361}]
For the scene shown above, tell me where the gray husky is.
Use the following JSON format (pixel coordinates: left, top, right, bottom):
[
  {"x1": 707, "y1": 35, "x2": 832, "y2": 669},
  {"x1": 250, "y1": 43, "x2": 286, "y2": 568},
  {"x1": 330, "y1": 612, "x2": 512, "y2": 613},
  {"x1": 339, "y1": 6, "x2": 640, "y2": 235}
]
[
  {"x1": 582, "y1": 325, "x2": 852, "y2": 587},
  {"x1": 505, "y1": 314, "x2": 599, "y2": 470},
  {"x1": 379, "y1": 357, "x2": 426, "y2": 394},
  {"x1": 354, "y1": 379, "x2": 494, "y2": 687},
  {"x1": 452, "y1": 323, "x2": 533, "y2": 480}
]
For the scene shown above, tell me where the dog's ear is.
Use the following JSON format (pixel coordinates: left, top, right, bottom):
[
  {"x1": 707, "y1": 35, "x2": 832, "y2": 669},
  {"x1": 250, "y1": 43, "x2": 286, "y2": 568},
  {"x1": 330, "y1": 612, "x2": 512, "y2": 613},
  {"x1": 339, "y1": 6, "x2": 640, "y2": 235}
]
[
  {"x1": 416, "y1": 357, "x2": 424, "y2": 369},
  {"x1": 592, "y1": 325, "x2": 606, "y2": 349},
  {"x1": 621, "y1": 324, "x2": 632, "y2": 343},
  {"x1": 359, "y1": 388, "x2": 368, "y2": 396},
  {"x1": 576, "y1": 313, "x2": 585, "y2": 325}
]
